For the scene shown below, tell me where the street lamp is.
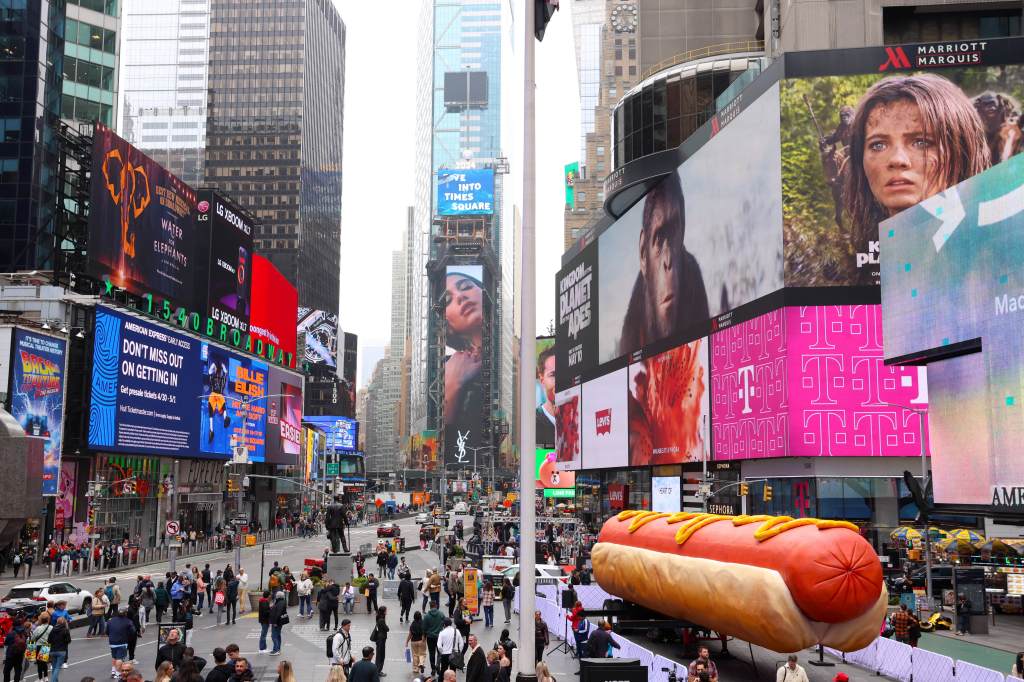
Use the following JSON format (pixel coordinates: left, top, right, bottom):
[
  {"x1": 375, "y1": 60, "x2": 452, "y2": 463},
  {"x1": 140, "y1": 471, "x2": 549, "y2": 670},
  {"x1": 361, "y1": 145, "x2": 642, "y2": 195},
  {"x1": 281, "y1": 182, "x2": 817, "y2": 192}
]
[{"x1": 880, "y1": 399, "x2": 932, "y2": 608}]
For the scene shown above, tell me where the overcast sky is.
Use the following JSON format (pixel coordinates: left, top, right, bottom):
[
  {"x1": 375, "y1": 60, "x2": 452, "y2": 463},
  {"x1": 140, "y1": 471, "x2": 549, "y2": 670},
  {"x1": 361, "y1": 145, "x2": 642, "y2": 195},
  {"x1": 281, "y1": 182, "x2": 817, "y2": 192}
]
[{"x1": 336, "y1": 1, "x2": 580, "y2": 386}]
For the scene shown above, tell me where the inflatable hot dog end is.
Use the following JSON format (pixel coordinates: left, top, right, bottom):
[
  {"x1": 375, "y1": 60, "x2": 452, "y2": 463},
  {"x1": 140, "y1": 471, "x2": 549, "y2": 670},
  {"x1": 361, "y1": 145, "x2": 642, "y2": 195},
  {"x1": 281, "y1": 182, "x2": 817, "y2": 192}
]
[{"x1": 592, "y1": 511, "x2": 887, "y2": 653}]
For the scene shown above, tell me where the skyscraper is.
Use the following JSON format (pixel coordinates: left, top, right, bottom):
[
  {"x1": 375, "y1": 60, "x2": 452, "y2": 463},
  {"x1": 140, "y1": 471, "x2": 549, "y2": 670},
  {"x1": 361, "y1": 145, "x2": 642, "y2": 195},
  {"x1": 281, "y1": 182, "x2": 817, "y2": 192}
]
[
  {"x1": 410, "y1": 0, "x2": 515, "y2": 473},
  {"x1": 563, "y1": 0, "x2": 640, "y2": 250},
  {"x1": 119, "y1": 0, "x2": 209, "y2": 185},
  {"x1": 62, "y1": 0, "x2": 121, "y2": 129},
  {"x1": 204, "y1": 0, "x2": 345, "y2": 314},
  {"x1": 0, "y1": 0, "x2": 64, "y2": 272}
]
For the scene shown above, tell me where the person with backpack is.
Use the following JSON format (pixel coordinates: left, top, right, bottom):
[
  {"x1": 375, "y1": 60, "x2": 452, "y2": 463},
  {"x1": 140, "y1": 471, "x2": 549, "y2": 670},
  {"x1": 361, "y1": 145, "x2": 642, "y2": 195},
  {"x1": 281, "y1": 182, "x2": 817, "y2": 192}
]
[
  {"x1": 106, "y1": 579, "x2": 121, "y2": 620},
  {"x1": 29, "y1": 612, "x2": 54, "y2": 682},
  {"x1": 11, "y1": 552, "x2": 21, "y2": 580},
  {"x1": 3, "y1": 615, "x2": 28, "y2": 682},
  {"x1": 329, "y1": 619, "x2": 353, "y2": 674}
]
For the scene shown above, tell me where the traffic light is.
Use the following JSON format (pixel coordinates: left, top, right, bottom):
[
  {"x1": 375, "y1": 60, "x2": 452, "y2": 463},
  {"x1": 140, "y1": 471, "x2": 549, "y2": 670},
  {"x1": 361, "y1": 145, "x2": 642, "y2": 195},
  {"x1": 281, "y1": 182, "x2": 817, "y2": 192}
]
[
  {"x1": 227, "y1": 479, "x2": 239, "y2": 493},
  {"x1": 739, "y1": 483, "x2": 750, "y2": 497},
  {"x1": 763, "y1": 484, "x2": 773, "y2": 502}
]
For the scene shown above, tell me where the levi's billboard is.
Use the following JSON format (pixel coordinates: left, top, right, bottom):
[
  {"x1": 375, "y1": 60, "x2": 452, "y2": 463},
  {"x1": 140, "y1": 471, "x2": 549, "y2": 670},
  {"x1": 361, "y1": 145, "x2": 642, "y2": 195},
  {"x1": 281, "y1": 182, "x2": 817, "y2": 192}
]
[{"x1": 250, "y1": 254, "x2": 299, "y2": 368}]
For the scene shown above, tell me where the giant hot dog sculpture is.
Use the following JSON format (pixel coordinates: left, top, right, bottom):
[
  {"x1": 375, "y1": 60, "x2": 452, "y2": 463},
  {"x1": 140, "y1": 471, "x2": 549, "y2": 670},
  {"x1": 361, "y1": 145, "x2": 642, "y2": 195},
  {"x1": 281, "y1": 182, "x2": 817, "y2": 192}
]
[{"x1": 592, "y1": 511, "x2": 887, "y2": 653}]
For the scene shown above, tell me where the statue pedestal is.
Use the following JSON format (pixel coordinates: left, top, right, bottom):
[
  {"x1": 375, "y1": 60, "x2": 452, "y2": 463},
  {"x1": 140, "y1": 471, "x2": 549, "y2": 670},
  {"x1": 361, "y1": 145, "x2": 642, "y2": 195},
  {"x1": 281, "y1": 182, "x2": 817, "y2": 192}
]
[{"x1": 325, "y1": 552, "x2": 353, "y2": 582}]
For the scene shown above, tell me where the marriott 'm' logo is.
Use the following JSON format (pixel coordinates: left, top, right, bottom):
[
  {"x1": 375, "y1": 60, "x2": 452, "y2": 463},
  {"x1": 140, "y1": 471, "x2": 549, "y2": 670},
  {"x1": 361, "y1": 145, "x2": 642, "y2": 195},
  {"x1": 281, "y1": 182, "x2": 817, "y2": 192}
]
[{"x1": 879, "y1": 47, "x2": 911, "y2": 71}]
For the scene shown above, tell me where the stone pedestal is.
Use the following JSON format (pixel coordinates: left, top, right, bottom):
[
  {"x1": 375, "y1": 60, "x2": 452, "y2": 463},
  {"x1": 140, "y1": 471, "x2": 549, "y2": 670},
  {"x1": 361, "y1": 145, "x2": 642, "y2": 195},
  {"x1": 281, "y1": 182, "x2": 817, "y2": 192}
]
[{"x1": 325, "y1": 552, "x2": 353, "y2": 582}]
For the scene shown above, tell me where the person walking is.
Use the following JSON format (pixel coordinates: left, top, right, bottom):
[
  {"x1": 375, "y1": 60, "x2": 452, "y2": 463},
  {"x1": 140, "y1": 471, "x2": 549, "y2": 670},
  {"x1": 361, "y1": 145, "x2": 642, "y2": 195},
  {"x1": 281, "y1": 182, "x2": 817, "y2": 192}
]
[
  {"x1": 372, "y1": 607, "x2": 389, "y2": 677},
  {"x1": 423, "y1": 605, "x2": 444, "y2": 677},
  {"x1": 429, "y1": 571, "x2": 442, "y2": 610},
  {"x1": 225, "y1": 574, "x2": 240, "y2": 626},
  {"x1": 236, "y1": 570, "x2": 249, "y2": 615},
  {"x1": 480, "y1": 581, "x2": 495, "y2": 629},
  {"x1": 349, "y1": 647, "x2": 379, "y2": 682},
  {"x1": 126, "y1": 595, "x2": 143, "y2": 663},
  {"x1": 296, "y1": 573, "x2": 313, "y2": 619},
  {"x1": 454, "y1": 599, "x2": 471, "y2": 655},
  {"x1": 500, "y1": 579, "x2": 513, "y2": 624},
  {"x1": 776, "y1": 655, "x2": 809, "y2": 682},
  {"x1": 955, "y1": 593, "x2": 972, "y2": 635},
  {"x1": 406, "y1": 612, "x2": 426, "y2": 676},
  {"x1": 3, "y1": 616, "x2": 28, "y2": 682},
  {"x1": 214, "y1": 578, "x2": 227, "y2": 627},
  {"x1": 436, "y1": 618, "x2": 463, "y2": 674},
  {"x1": 257, "y1": 591, "x2": 272, "y2": 655},
  {"x1": 533, "y1": 611, "x2": 548, "y2": 664},
  {"x1": 318, "y1": 581, "x2": 338, "y2": 631},
  {"x1": 106, "y1": 578, "x2": 122, "y2": 620},
  {"x1": 397, "y1": 576, "x2": 415, "y2": 624},
  {"x1": 29, "y1": 612, "x2": 53, "y2": 682},
  {"x1": 465, "y1": 635, "x2": 486, "y2": 682},
  {"x1": 420, "y1": 572, "x2": 431, "y2": 612},
  {"x1": 106, "y1": 609, "x2": 136, "y2": 678},
  {"x1": 155, "y1": 583, "x2": 170, "y2": 624},
  {"x1": 269, "y1": 591, "x2": 288, "y2": 656},
  {"x1": 386, "y1": 554, "x2": 398, "y2": 581},
  {"x1": 365, "y1": 575, "x2": 380, "y2": 615},
  {"x1": 330, "y1": 620, "x2": 353, "y2": 674},
  {"x1": 47, "y1": 614, "x2": 70, "y2": 679},
  {"x1": 890, "y1": 604, "x2": 913, "y2": 644},
  {"x1": 202, "y1": 565, "x2": 214, "y2": 615},
  {"x1": 89, "y1": 588, "x2": 109, "y2": 637}
]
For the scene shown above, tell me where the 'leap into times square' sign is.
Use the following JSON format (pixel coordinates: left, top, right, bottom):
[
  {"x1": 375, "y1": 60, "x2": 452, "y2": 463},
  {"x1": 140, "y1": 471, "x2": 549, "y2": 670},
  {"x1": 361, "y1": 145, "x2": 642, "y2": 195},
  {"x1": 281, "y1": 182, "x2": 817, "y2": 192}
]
[{"x1": 437, "y1": 169, "x2": 494, "y2": 216}]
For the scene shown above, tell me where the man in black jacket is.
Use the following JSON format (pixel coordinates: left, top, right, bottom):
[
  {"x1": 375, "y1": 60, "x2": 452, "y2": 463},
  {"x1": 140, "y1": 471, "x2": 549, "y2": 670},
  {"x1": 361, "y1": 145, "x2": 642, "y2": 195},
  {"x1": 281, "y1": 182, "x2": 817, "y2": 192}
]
[
  {"x1": 464, "y1": 635, "x2": 486, "y2": 682},
  {"x1": 349, "y1": 646, "x2": 380, "y2": 682},
  {"x1": 585, "y1": 620, "x2": 620, "y2": 659},
  {"x1": 155, "y1": 627, "x2": 186, "y2": 670},
  {"x1": 225, "y1": 576, "x2": 240, "y2": 625},
  {"x1": 397, "y1": 576, "x2": 415, "y2": 623},
  {"x1": 204, "y1": 648, "x2": 234, "y2": 682},
  {"x1": 202, "y1": 565, "x2": 214, "y2": 614}
]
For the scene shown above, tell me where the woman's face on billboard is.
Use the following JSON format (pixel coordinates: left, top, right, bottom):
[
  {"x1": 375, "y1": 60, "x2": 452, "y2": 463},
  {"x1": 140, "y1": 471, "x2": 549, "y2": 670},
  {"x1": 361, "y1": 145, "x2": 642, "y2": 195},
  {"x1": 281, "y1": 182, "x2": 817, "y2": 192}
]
[
  {"x1": 863, "y1": 99, "x2": 941, "y2": 215},
  {"x1": 445, "y1": 273, "x2": 483, "y2": 338}
]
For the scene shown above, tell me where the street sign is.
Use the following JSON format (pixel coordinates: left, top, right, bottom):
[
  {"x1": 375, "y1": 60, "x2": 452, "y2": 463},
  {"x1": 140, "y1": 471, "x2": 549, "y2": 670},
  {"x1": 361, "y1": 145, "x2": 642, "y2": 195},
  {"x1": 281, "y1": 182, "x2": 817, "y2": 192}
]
[
  {"x1": 435, "y1": 513, "x2": 451, "y2": 520},
  {"x1": 165, "y1": 521, "x2": 180, "y2": 537},
  {"x1": 326, "y1": 462, "x2": 339, "y2": 476},
  {"x1": 231, "y1": 516, "x2": 248, "y2": 526}
]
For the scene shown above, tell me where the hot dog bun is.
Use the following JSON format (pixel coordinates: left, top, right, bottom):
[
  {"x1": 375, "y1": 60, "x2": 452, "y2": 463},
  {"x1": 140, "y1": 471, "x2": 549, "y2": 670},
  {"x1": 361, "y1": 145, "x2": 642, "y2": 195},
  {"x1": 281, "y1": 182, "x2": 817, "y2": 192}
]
[{"x1": 591, "y1": 511, "x2": 886, "y2": 653}]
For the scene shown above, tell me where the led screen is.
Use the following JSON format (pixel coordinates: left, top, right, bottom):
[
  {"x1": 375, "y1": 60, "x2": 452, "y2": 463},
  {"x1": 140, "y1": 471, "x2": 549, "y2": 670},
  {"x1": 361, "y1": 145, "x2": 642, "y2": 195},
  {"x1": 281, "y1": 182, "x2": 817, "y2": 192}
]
[
  {"x1": 88, "y1": 124, "x2": 199, "y2": 312},
  {"x1": 881, "y1": 155, "x2": 1024, "y2": 506},
  {"x1": 711, "y1": 305, "x2": 929, "y2": 460},
  {"x1": 250, "y1": 255, "x2": 299, "y2": 367},
  {"x1": 597, "y1": 84, "x2": 784, "y2": 366},
  {"x1": 437, "y1": 169, "x2": 495, "y2": 215},
  {"x1": 8, "y1": 329, "x2": 67, "y2": 495},
  {"x1": 781, "y1": 58, "x2": 1024, "y2": 287}
]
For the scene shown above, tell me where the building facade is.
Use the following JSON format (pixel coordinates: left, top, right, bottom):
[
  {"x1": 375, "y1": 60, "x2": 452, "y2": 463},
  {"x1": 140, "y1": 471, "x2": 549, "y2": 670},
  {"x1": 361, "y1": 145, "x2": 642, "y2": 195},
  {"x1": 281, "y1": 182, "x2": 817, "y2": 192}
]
[
  {"x1": 0, "y1": 0, "x2": 65, "y2": 272},
  {"x1": 204, "y1": 0, "x2": 345, "y2": 314},
  {"x1": 410, "y1": 0, "x2": 515, "y2": 478},
  {"x1": 563, "y1": 0, "x2": 642, "y2": 250},
  {"x1": 62, "y1": 0, "x2": 120, "y2": 129},
  {"x1": 119, "y1": 0, "x2": 209, "y2": 185}
]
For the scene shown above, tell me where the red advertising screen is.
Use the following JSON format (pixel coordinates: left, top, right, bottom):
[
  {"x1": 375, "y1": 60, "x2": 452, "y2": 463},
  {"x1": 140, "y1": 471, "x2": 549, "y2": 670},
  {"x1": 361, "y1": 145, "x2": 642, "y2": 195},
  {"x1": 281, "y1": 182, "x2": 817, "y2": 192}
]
[{"x1": 250, "y1": 255, "x2": 298, "y2": 368}]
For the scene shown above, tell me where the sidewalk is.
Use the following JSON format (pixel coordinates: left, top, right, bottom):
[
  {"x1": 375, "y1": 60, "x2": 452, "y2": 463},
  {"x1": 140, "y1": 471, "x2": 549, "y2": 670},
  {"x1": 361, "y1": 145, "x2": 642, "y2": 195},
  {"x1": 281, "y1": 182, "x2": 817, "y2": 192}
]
[{"x1": 915, "y1": 612, "x2": 1023, "y2": 673}]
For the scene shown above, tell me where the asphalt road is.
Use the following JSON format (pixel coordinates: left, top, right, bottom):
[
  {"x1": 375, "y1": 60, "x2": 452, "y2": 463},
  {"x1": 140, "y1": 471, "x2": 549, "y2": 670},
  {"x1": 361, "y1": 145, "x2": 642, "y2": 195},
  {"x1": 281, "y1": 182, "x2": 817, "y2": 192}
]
[{"x1": 1, "y1": 517, "x2": 902, "y2": 681}]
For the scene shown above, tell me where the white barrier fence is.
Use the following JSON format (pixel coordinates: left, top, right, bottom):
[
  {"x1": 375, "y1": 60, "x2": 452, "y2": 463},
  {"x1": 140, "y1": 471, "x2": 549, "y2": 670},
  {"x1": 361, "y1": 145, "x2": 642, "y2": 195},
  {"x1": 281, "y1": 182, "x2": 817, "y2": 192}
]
[{"x1": 517, "y1": 584, "x2": 1016, "y2": 681}]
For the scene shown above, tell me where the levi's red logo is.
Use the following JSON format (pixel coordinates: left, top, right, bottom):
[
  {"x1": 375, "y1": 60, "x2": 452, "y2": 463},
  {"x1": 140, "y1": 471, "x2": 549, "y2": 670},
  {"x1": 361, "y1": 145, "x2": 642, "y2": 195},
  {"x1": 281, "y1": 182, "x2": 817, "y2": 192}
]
[
  {"x1": 595, "y1": 409, "x2": 611, "y2": 435},
  {"x1": 878, "y1": 46, "x2": 911, "y2": 71}
]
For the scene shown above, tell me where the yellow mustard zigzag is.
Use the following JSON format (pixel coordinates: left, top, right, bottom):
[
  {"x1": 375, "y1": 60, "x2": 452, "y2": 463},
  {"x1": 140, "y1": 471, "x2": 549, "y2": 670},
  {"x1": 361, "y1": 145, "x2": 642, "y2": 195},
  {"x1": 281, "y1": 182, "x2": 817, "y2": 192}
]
[{"x1": 615, "y1": 510, "x2": 859, "y2": 545}]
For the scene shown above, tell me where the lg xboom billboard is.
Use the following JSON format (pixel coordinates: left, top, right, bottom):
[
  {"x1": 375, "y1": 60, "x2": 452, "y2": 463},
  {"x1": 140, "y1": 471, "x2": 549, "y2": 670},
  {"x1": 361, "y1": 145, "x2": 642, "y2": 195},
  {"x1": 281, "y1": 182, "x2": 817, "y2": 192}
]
[
  {"x1": 197, "y1": 191, "x2": 253, "y2": 336},
  {"x1": 88, "y1": 124, "x2": 199, "y2": 312}
]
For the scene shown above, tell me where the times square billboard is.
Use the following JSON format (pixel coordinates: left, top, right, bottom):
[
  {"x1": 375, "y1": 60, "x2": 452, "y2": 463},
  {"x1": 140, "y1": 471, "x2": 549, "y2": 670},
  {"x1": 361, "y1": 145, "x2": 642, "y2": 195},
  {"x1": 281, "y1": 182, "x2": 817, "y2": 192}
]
[
  {"x1": 553, "y1": 37, "x2": 1024, "y2": 470},
  {"x1": 87, "y1": 305, "x2": 302, "y2": 464}
]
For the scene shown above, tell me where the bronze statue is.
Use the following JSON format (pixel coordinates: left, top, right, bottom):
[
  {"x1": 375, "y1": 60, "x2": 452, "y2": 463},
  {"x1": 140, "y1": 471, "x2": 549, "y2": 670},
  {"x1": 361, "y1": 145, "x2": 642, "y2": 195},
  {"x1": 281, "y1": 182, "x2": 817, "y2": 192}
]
[{"x1": 324, "y1": 496, "x2": 349, "y2": 554}]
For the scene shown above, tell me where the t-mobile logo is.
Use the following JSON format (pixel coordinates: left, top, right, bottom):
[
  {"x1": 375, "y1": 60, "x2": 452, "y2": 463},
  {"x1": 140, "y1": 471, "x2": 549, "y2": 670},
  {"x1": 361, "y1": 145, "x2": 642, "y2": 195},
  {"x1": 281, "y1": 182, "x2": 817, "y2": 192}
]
[{"x1": 737, "y1": 364, "x2": 756, "y2": 414}]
